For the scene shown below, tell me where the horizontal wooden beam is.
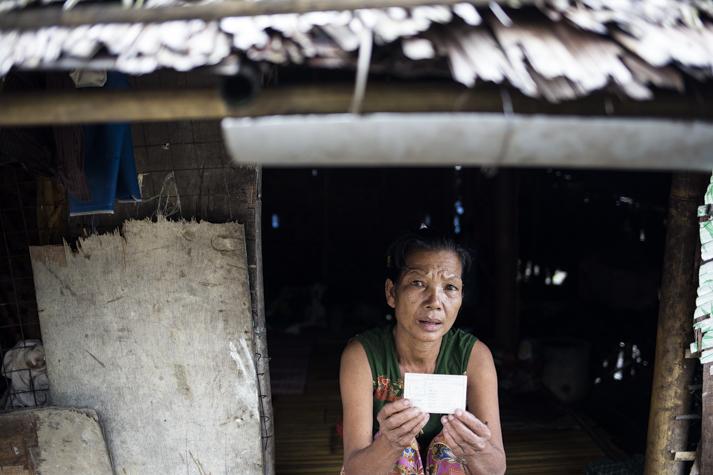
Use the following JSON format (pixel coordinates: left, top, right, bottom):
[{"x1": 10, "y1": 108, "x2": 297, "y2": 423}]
[
  {"x1": 0, "y1": 0, "x2": 499, "y2": 30},
  {"x1": 1, "y1": 82, "x2": 713, "y2": 126},
  {"x1": 0, "y1": 88, "x2": 228, "y2": 125},
  {"x1": 0, "y1": 83, "x2": 496, "y2": 126}
]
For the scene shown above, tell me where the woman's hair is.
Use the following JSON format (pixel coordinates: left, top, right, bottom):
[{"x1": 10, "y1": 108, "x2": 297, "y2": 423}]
[{"x1": 385, "y1": 227, "x2": 472, "y2": 284}]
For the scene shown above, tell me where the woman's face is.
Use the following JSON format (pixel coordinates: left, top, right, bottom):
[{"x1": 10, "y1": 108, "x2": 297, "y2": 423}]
[{"x1": 385, "y1": 249, "x2": 463, "y2": 343}]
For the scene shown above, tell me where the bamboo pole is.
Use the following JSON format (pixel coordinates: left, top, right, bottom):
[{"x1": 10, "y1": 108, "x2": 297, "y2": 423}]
[
  {"x1": 0, "y1": 88, "x2": 229, "y2": 126},
  {"x1": 0, "y1": 0, "x2": 511, "y2": 29},
  {"x1": 644, "y1": 173, "x2": 707, "y2": 475},
  {"x1": 0, "y1": 84, "x2": 499, "y2": 126},
  {"x1": 2, "y1": 83, "x2": 713, "y2": 127}
]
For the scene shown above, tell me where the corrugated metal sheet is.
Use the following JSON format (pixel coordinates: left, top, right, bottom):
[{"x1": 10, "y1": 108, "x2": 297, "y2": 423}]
[{"x1": 1, "y1": 0, "x2": 712, "y2": 102}]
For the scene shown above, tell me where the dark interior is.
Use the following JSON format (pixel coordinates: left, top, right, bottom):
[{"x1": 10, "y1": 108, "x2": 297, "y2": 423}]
[{"x1": 262, "y1": 166, "x2": 679, "y2": 472}]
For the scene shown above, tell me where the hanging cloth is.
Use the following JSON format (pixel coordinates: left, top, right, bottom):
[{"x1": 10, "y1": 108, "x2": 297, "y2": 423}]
[{"x1": 68, "y1": 71, "x2": 141, "y2": 216}]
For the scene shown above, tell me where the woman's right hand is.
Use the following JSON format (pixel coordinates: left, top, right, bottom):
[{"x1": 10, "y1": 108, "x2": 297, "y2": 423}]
[{"x1": 376, "y1": 399, "x2": 430, "y2": 450}]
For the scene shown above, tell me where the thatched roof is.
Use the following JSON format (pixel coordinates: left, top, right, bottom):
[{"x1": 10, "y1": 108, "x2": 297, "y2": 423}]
[{"x1": 1, "y1": 0, "x2": 713, "y2": 102}]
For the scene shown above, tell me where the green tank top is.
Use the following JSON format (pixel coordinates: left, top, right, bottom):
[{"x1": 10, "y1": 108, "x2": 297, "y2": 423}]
[{"x1": 354, "y1": 324, "x2": 478, "y2": 448}]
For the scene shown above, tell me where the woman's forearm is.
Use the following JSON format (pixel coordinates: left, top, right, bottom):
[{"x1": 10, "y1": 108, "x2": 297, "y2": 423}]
[
  {"x1": 343, "y1": 435, "x2": 405, "y2": 475},
  {"x1": 463, "y1": 440, "x2": 506, "y2": 475}
]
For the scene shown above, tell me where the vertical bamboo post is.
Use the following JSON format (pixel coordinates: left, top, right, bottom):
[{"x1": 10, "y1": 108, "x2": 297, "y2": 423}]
[{"x1": 644, "y1": 173, "x2": 706, "y2": 475}]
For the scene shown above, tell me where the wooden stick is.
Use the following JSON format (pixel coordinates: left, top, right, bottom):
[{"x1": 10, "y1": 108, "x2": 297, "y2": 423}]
[
  {"x1": 248, "y1": 166, "x2": 276, "y2": 475},
  {"x1": 2, "y1": 83, "x2": 713, "y2": 127},
  {"x1": 0, "y1": 0, "x2": 503, "y2": 30},
  {"x1": 0, "y1": 83, "x2": 498, "y2": 126},
  {"x1": 644, "y1": 173, "x2": 707, "y2": 475},
  {"x1": 0, "y1": 88, "x2": 229, "y2": 126}
]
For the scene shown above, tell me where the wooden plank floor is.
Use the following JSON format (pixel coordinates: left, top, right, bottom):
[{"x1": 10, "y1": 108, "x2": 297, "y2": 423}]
[{"x1": 272, "y1": 341, "x2": 608, "y2": 475}]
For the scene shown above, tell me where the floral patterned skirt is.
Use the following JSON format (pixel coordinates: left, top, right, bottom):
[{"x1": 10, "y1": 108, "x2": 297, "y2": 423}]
[{"x1": 341, "y1": 431, "x2": 466, "y2": 475}]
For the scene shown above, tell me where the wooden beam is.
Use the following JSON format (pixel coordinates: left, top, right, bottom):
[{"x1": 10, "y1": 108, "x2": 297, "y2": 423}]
[
  {"x1": 0, "y1": 84, "x2": 486, "y2": 126},
  {"x1": 3, "y1": 82, "x2": 713, "y2": 127},
  {"x1": 0, "y1": 88, "x2": 227, "y2": 125},
  {"x1": 644, "y1": 173, "x2": 708, "y2": 475},
  {"x1": 0, "y1": 0, "x2": 505, "y2": 30}
]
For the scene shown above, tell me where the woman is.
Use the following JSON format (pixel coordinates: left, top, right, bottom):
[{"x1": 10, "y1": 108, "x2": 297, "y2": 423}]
[{"x1": 340, "y1": 230, "x2": 506, "y2": 475}]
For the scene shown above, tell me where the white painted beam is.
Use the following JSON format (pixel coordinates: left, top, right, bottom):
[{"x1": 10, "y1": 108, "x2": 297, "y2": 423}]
[{"x1": 222, "y1": 113, "x2": 713, "y2": 170}]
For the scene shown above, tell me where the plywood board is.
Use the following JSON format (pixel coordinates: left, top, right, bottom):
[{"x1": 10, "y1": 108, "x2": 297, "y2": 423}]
[{"x1": 30, "y1": 218, "x2": 262, "y2": 475}]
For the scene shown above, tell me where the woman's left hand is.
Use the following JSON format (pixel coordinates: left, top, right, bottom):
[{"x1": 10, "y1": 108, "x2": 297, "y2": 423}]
[{"x1": 440, "y1": 409, "x2": 492, "y2": 461}]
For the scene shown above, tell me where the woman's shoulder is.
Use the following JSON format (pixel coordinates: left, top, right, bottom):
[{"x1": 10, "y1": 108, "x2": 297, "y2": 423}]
[
  {"x1": 440, "y1": 327, "x2": 479, "y2": 374},
  {"x1": 352, "y1": 324, "x2": 393, "y2": 352},
  {"x1": 446, "y1": 326, "x2": 479, "y2": 343},
  {"x1": 347, "y1": 325, "x2": 397, "y2": 379},
  {"x1": 444, "y1": 327, "x2": 479, "y2": 355},
  {"x1": 466, "y1": 339, "x2": 497, "y2": 386},
  {"x1": 341, "y1": 338, "x2": 368, "y2": 367}
]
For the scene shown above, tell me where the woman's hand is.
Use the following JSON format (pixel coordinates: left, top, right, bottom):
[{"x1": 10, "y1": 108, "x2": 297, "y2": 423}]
[
  {"x1": 376, "y1": 399, "x2": 430, "y2": 451},
  {"x1": 440, "y1": 409, "x2": 492, "y2": 461}
]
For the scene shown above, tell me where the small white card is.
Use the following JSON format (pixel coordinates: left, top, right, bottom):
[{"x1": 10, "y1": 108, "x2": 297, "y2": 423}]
[{"x1": 403, "y1": 373, "x2": 467, "y2": 414}]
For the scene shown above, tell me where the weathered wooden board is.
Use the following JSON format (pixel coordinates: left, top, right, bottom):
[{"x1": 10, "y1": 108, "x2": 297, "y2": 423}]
[
  {"x1": 29, "y1": 218, "x2": 262, "y2": 475},
  {"x1": 0, "y1": 407, "x2": 112, "y2": 475}
]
